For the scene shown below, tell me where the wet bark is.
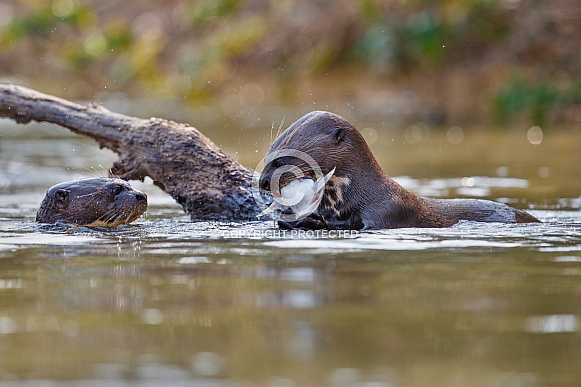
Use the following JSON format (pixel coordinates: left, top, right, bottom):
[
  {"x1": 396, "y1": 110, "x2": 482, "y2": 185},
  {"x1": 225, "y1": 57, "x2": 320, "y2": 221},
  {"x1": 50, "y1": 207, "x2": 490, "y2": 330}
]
[{"x1": 0, "y1": 83, "x2": 261, "y2": 221}]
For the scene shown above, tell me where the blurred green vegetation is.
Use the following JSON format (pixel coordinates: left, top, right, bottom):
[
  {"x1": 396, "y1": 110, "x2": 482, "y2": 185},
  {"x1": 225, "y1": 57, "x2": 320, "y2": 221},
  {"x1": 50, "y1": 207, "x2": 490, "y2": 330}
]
[
  {"x1": 492, "y1": 75, "x2": 581, "y2": 126},
  {"x1": 351, "y1": 0, "x2": 509, "y2": 72},
  {"x1": 1, "y1": 0, "x2": 580, "y2": 126}
]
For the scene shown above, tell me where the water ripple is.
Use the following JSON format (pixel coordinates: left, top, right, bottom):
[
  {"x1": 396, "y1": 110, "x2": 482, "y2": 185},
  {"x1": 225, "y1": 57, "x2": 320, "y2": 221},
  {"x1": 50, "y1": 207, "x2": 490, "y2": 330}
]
[{"x1": 1, "y1": 210, "x2": 579, "y2": 256}]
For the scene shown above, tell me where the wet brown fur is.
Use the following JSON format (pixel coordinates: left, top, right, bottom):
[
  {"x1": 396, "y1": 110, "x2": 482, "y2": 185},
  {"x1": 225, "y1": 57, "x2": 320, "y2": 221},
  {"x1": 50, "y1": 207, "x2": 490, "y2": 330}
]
[
  {"x1": 260, "y1": 111, "x2": 540, "y2": 230},
  {"x1": 36, "y1": 178, "x2": 147, "y2": 227}
]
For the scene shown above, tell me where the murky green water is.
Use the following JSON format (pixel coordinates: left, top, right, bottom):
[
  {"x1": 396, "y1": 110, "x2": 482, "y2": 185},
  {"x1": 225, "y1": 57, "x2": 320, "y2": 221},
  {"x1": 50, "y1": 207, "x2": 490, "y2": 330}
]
[{"x1": 1, "y1": 111, "x2": 581, "y2": 386}]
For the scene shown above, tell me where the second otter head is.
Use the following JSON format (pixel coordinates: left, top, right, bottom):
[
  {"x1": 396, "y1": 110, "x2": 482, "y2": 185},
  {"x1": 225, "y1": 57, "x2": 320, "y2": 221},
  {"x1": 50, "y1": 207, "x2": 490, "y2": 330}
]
[{"x1": 36, "y1": 177, "x2": 148, "y2": 227}]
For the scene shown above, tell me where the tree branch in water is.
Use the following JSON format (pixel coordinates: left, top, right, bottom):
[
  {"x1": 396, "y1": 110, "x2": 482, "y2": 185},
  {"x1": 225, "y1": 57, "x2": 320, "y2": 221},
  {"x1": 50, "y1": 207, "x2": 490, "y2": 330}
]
[{"x1": 0, "y1": 83, "x2": 261, "y2": 221}]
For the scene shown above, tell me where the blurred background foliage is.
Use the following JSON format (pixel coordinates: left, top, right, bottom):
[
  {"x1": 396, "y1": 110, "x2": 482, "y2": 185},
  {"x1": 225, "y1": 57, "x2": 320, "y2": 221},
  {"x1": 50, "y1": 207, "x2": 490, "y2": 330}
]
[{"x1": 1, "y1": 0, "x2": 581, "y2": 127}]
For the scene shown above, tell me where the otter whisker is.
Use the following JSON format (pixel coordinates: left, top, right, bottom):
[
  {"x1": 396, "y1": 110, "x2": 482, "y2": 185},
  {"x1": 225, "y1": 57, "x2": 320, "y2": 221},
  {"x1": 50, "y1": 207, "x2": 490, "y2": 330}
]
[
  {"x1": 97, "y1": 209, "x2": 118, "y2": 224},
  {"x1": 274, "y1": 116, "x2": 285, "y2": 141},
  {"x1": 77, "y1": 193, "x2": 105, "y2": 209},
  {"x1": 270, "y1": 121, "x2": 275, "y2": 143},
  {"x1": 125, "y1": 209, "x2": 138, "y2": 224},
  {"x1": 97, "y1": 201, "x2": 144, "y2": 226},
  {"x1": 99, "y1": 205, "x2": 127, "y2": 222},
  {"x1": 75, "y1": 190, "x2": 102, "y2": 199},
  {"x1": 112, "y1": 206, "x2": 130, "y2": 224},
  {"x1": 275, "y1": 116, "x2": 286, "y2": 138},
  {"x1": 83, "y1": 166, "x2": 109, "y2": 178}
]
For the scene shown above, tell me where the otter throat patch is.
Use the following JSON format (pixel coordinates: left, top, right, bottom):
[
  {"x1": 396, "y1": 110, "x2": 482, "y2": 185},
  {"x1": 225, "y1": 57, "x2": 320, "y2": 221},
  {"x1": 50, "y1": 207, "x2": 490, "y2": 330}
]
[{"x1": 321, "y1": 176, "x2": 351, "y2": 216}]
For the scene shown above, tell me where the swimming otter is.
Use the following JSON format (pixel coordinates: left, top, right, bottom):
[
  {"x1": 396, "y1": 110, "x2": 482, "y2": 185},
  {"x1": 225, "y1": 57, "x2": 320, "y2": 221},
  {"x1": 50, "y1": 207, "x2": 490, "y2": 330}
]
[
  {"x1": 36, "y1": 177, "x2": 147, "y2": 227},
  {"x1": 258, "y1": 111, "x2": 540, "y2": 230}
]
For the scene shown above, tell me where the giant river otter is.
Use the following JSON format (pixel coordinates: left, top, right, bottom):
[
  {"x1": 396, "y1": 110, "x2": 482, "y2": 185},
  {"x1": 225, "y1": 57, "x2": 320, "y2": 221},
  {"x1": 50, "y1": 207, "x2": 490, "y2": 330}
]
[
  {"x1": 258, "y1": 111, "x2": 540, "y2": 230},
  {"x1": 36, "y1": 177, "x2": 147, "y2": 227}
]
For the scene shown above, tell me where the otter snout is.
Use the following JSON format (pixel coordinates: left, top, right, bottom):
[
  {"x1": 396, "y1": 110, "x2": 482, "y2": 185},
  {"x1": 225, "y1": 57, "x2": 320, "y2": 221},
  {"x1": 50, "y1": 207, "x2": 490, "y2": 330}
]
[
  {"x1": 134, "y1": 191, "x2": 147, "y2": 203},
  {"x1": 259, "y1": 157, "x2": 313, "y2": 194}
]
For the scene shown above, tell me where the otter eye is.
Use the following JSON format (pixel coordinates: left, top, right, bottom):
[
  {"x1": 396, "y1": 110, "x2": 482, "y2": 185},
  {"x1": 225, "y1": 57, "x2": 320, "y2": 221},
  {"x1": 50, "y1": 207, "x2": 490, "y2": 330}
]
[
  {"x1": 55, "y1": 189, "x2": 69, "y2": 201},
  {"x1": 111, "y1": 185, "x2": 124, "y2": 195}
]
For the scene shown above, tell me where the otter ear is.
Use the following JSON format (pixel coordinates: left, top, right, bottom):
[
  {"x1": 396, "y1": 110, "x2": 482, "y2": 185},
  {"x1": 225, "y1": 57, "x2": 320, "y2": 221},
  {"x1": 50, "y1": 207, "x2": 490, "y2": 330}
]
[{"x1": 333, "y1": 128, "x2": 346, "y2": 143}]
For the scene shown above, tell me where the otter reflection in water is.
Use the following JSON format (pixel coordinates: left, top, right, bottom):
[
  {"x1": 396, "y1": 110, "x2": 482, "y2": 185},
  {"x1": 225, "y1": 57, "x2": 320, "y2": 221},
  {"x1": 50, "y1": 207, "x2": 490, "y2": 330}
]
[
  {"x1": 259, "y1": 111, "x2": 540, "y2": 230},
  {"x1": 36, "y1": 178, "x2": 147, "y2": 227}
]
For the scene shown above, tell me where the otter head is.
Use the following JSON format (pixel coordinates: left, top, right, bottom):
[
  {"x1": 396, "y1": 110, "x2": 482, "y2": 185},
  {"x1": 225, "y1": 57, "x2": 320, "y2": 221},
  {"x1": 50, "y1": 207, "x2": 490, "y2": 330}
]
[
  {"x1": 258, "y1": 111, "x2": 381, "y2": 227},
  {"x1": 36, "y1": 177, "x2": 147, "y2": 227},
  {"x1": 259, "y1": 111, "x2": 370, "y2": 192}
]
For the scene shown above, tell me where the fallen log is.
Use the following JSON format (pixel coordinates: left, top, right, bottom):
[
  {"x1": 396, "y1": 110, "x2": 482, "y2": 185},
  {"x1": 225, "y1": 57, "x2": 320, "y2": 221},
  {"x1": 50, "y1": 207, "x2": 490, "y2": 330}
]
[{"x1": 0, "y1": 83, "x2": 261, "y2": 221}]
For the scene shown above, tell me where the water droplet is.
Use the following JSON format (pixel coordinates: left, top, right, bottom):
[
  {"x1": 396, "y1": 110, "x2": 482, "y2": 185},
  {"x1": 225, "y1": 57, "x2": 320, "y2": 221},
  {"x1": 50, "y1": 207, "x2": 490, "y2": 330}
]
[
  {"x1": 496, "y1": 166, "x2": 509, "y2": 177},
  {"x1": 446, "y1": 126, "x2": 464, "y2": 144},
  {"x1": 361, "y1": 127, "x2": 378, "y2": 145},
  {"x1": 0, "y1": 316, "x2": 17, "y2": 334},
  {"x1": 527, "y1": 126, "x2": 543, "y2": 145},
  {"x1": 524, "y1": 314, "x2": 579, "y2": 333},
  {"x1": 191, "y1": 352, "x2": 224, "y2": 376},
  {"x1": 140, "y1": 308, "x2": 164, "y2": 325},
  {"x1": 538, "y1": 166, "x2": 550, "y2": 178},
  {"x1": 461, "y1": 177, "x2": 475, "y2": 187}
]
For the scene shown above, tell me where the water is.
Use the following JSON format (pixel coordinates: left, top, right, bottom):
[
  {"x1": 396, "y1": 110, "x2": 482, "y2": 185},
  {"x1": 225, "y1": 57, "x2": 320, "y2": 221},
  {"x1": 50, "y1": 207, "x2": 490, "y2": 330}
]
[{"x1": 1, "y1": 114, "x2": 581, "y2": 386}]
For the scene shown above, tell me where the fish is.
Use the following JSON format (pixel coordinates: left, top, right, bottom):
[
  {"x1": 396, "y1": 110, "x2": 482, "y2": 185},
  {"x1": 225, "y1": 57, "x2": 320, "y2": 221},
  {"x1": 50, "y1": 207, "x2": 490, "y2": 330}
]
[{"x1": 278, "y1": 167, "x2": 335, "y2": 221}]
